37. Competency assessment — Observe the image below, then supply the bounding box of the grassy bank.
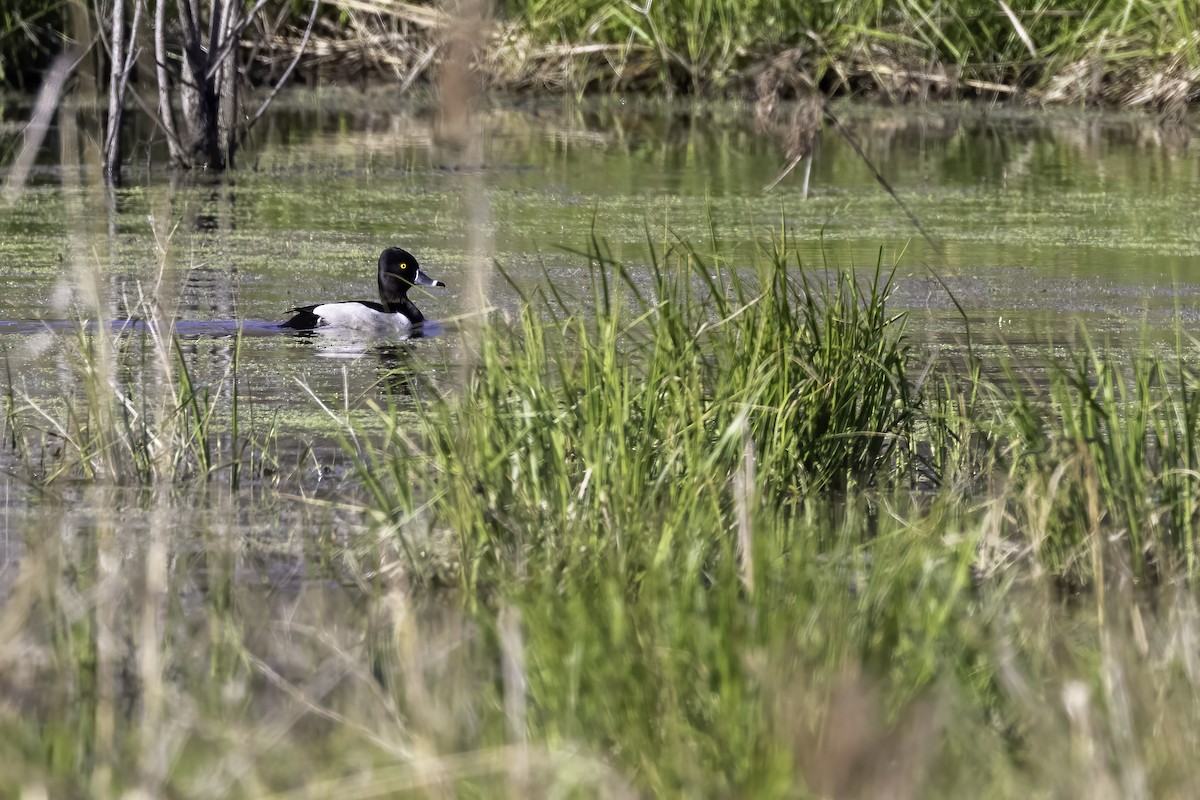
[3,0,1199,112]
[6,234,1200,795]
[489,0,1200,111]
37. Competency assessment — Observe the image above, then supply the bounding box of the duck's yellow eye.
[400,263,407,269]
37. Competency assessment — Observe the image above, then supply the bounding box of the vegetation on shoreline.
[3,0,1200,114]
[492,0,1200,113]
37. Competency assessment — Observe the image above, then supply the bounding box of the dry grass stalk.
[2,54,73,204]
[433,0,494,383]
[779,669,939,800]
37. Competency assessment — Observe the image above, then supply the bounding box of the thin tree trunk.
[103,0,143,183]
[192,0,224,168]
[215,0,238,168]
[103,0,126,183]
[158,0,271,170]
[176,0,199,143]
[155,0,185,164]
[177,0,219,166]
[119,0,143,102]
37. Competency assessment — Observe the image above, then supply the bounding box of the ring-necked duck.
[282,247,445,332]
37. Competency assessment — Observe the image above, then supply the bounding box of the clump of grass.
[352,230,1200,597]
[709,241,918,495]
[492,0,1200,109]
[353,235,920,588]
[983,336,1200,586]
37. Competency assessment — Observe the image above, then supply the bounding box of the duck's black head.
[377,247,445,317]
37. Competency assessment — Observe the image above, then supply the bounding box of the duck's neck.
[386,294,424,324]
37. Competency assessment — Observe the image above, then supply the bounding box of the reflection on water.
[4,101,1198,318]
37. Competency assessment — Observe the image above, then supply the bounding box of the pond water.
[3,98,1198,460]
[1,93,1199,793]
[1,93,1197,551]
[0,95,1192,551]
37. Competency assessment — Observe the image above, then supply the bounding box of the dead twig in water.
[241,0,321,140]
[757,57,821,198]
[824,107,943,256]
[755,55,941,254]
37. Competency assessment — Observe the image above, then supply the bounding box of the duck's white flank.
[309,303,415,332]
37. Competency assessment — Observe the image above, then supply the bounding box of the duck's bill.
[414,268,445,288]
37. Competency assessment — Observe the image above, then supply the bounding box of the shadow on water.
[0,317,452,340]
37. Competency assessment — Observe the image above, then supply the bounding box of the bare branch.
[241,0,320,138]
[104,0,127,182]
[203,0,270,80]
[119,0,145,97]
[176,0,199,44]
[400,41,439,94]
